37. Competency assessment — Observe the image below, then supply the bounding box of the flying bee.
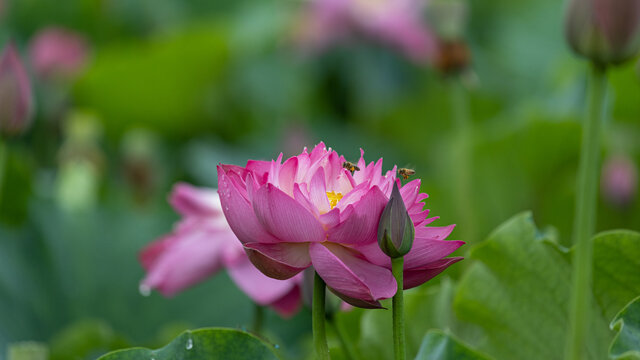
[398,168,416,180]
[342,161,360,174]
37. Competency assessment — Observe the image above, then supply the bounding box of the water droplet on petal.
[139,283,151,297]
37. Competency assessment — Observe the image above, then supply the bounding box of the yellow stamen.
[326,191,343,209]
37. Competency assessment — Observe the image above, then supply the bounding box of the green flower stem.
[252,303,264,336]
[313,272,330,360]
[391,256,405,360]
[0,138,6,206]
[565,64,607,360]
[449,79,474,243]
[327,316,360,360]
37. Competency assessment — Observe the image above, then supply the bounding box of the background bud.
[29,27,89,80]
[601,154,638,208]
[0,43,34,136]
[377,184,415,258]
[565,0,640,65]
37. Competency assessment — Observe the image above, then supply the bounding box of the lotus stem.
[449,79,474,243]
[391,256,406,360]
[565,64,607,360]
[252,303,264,336]
[0,139,5,206]
[313,271,330,360]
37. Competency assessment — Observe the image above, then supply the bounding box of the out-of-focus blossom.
[28,27,89,80]
[121,129,161,205]
[56,111,104,212]
[217,142,463,308]
[294,0,438,62]
[565,0,640,65]
[601,155,638,207]
[0,43,34,136]
[139,183,303,317]
[426,0,472,74]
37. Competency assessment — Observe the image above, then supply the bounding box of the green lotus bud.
[377,184,415,258]
[565,0,640,65]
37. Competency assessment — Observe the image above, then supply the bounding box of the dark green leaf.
[609,296,640,360]
[454,212,640,360]
[414,330,492,360]
[97,328,281,360]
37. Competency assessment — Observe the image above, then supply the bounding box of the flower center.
[326,191,343,209]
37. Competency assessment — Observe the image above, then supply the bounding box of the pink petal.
[327,186,388,245]
[139,234,176,270]
[278,156,299,196]
[217,167,279,244]
[293,183,318,215]
[416,224,456,239]
[244,242,312,269]
[328,289,384,309]
[403,257,463,289]
[227,257,299,305]
[252,183,325,243]
[269,284,303,317]
[267,153,284,187]
[309,243,396,305]
[308,167,331,213]
[319,207,341,228]
[335,182,372,211]
[400,179,421,206]
[245,246,307,280]
[309,142,328,163]
[169,182,221,217]
[246,160,272,180]
[404,239,465,269]
[139,229,226,297]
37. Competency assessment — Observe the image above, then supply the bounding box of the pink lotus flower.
[139,183,302,317]
[0,43,34,136]
[217,142,463,308]
[294,0,438,63]
[28,27,89,79]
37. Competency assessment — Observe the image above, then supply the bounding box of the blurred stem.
[449,78,474,243]
[327,316,360,360]
[391,256,405,360]
[565,64,607,360]
[252,304,264,336]
[0,138,5,206]
[313,272,330,360]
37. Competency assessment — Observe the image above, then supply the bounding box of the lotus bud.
[28,27,89,80]
[565,0,640,65]
[601,154,638,208]
[427,0,468,41]
[426,0,471,74]
[377,183,415,258]
[0,43,34,137]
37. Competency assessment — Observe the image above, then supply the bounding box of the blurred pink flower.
[601,154,638,207]
[0,42,34,136]
[139,183,302,317]
[294,0,438,62]
[28,27,89,79]
[217,142,463,308]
